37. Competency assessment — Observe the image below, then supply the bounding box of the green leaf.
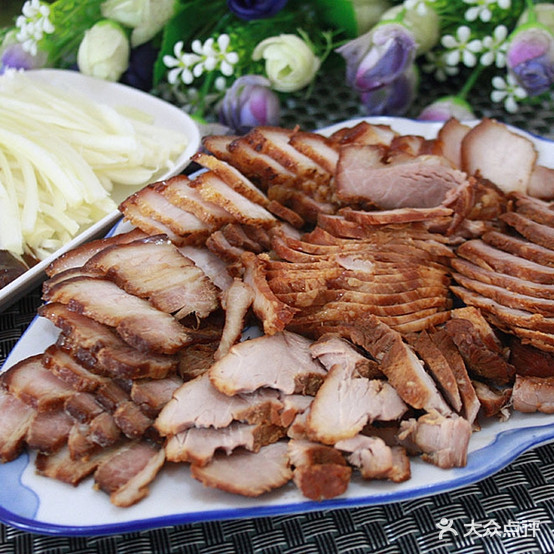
[313,0,358,39]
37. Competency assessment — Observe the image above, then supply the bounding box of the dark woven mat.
[1,70,554,552]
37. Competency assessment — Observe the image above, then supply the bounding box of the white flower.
[441,25,483,67]
[422,51,459,81]
[480,25,509,67]
[404,0,437,17]
[252,34,320,92]
[163,34,239,86]
[491,73,527,113]
[463,0,511,23]
[15,0,54,56]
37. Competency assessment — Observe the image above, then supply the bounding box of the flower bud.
[0,31,47,73]
[218,75,280,134]
[101,0,176,47]
[417,96,476,121]
[507,23,554,96]
[517,3,554,32]
[359,64,418,115]
[336,22,416,92]
[351,0,392,35]
[252,34,320,92]
[77,20,130,82]
[227,0,288,21]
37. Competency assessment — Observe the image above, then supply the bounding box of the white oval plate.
[0,117,553,536]
[0,69,201,312]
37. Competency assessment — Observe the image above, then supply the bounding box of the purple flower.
[507,24,554,96]
[227,0,288,20]
[418,96,476,121]
[336,22,416,92]
[218,75,280,134]
[359,65,417,116]
[0,43,46,74]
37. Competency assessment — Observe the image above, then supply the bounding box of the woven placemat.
[1,70,553,553]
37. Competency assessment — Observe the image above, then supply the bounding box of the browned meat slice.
[215,279,254,361]
[190,441,292,497]
[483,231,554,268]
[161,174,234,226]
[335,435,411,482]
[277,394,313,428]
[309,334,382,379]
[130,375,183,418]
[177,245,233,291]
[202,134,236,161]
[329,121,397,146]
[268,185,336,224]
[84,238,219,319]
[177,341,219,381]
[429,329,480,424]
[510,192,554,226]
[113,401,153,440]
[89,412,122,447]
[398,411,472,468]
[288,131,340,174]
[500,211,554,251]
[45,276,192,354]
[435,117,471,169]
[193,172,276,227]
[456,240,554,284]
[155,374,283,436]
[509,338,554,378]
[26,409,73,453]
[342,206,454,225]
[165,421,284,465]
[241,252,298,335]
[336,145,467,209]
[512,375,554,414]
[45,228,146,277]
[266,199,305,228]
[472,380,512,418]
[209,331,327,396]
[64,392,104,423]
[406,331,462,412]
[306,367,407,444]
[2,355,74,411]
[94,441,165,507]
[192,152,270,207]
[528,165,554,200]
[287,439,351,500]
[335,318,452,415]
[445,307,515,385]
[0,389,35,461]
[42,345,107,392]
[461,118,537,194]
[0,250,28,288]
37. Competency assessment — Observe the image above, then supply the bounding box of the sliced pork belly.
[44,276,192,354]
[306,367,408,444]
[0,389,35,462]
[528,164,554,200]
[336,145,467,208]
[94,441,165,507]
[512,375,554,414]
[456,240,554,284]
[193,172,276,227]
[155,373,283,436]
[113,401,153,440]
[268,185,336,224]
[165,421,284,465]
[288,131,340,174]
[398,411,472,468]
[130,375,183,418]
[45,228,146,277]
[190,441,292,497]
[177,245,233,291]
[342,206,454,226]
[510,192,554,226]
[64,391,104,423]
[483,231,554,268]
[329,120,397,146]
[472,380,512,418]
[161,174,234,227]
[287,439,351,501]
[25,409,73,453]
[500,211,554,251]
[84,238,219,320]
[461,118,537,194]
[335,435,410,482]
[88,412,122,447]
[209,331,327,396]
[192,152,270,207]
[509,338,554,378]
[435,117,470,169]
[2,355,74,411]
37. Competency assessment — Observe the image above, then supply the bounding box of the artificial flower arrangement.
[0,0,552,133]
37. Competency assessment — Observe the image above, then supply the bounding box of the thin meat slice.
[94,441,165,507]
[130,375,183,418]
[287,439,351,500]
[25,409,73,453]
[165,421,284,465]
[509,338,554,378]
[84,238,219,319]
[190,441,292,497]
[342,206,453,225]
[472,380,512,418]
[510,192,554,227]
[177,245,233,292]
[512,375,554,414]
[209,331,327,396]
[0,389,35,462]
[500,211,554,251]
[435,117,471,169]
[398,411,472,468]
[336,435,411,482]
[528,165,554,200]
[155,373,283,436]
[64,392,104,423]
[2,355,75,411]
[482,231,554,268]
[288,131,340,174]
[329,121,397,146]
[45,276,192,354]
